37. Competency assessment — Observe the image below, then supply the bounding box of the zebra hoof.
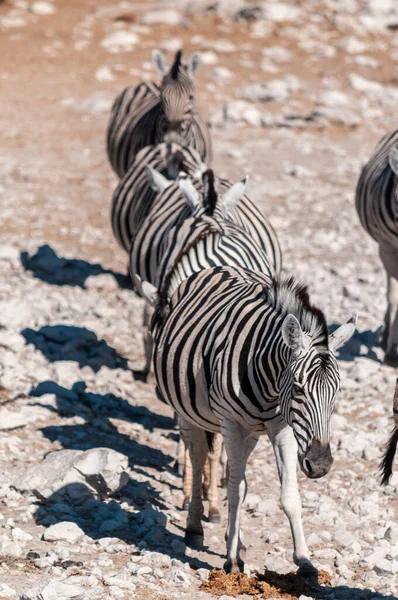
[295,558,318,580]
[185,530,204,550]
[223,558,244,574]
[208,507,221,524]
[182,498,190,511]
[220,477,227,489]
[132,370,148,383]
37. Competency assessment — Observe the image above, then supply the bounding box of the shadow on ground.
[22,325,129,372]
[31,381,175,470]
[329,325,382,363]
[21,244,131,289]
[34,481,216,570]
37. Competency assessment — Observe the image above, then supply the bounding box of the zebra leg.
[182,445,192,510]
[220,442,228,488]
[142,302,153,376]
[181,421,208,549]
[206,433,222,524]
[222,419,259,573]
[379,246,398,366]
[269,425,316,576]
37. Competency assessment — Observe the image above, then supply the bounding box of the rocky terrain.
[0,0,398,598]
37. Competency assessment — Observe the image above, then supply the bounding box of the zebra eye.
[292,383,303,395]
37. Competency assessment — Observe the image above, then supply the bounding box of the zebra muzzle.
[300,438,333,479]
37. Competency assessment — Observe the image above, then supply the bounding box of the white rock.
[0,408,28,430]
[211,67,235,81]
[141,10,183,25]
[0,583,17,598]
[101,31,139,53]
[14,447,129,499]
[0,540,23,558]
[374,558,398,576]
[338,37,367,54]
[95,67,114,82]
[318,90,350,106]
[43,521,84,543]
[385,525,398,544]
[29,2,55,15]
[201,51,218,65]
[77,92,113,115]
[349,73,383,95]
[264,3,301,22]
[20,579,84,600]
[11,527,33,542]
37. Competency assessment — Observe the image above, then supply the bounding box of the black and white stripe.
[111,143,204,253]
[129,169,282,288]
[380,377,398,486]
[107,50,212,178]
[151,265,355,572]
[355,129,398,364]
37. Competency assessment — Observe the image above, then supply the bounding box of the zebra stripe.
[152,265,355,572]
[355,129,398,249]
[129,171,282,287]
[355,129,398,364]
[380,377,398,485]
[107,50,212,178]
[111,143,204,253]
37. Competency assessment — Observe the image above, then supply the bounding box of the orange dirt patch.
[201,569,332,599]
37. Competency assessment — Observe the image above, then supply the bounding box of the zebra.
[355,130,398,366]
[380,377,398,486]
[107,49,212,178]
[147,265,356,573]
[130,166,281,377]
[111,142,205,254]
[134,170,276,519]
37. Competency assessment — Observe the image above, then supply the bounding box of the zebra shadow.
[20,244,131,289]
[21,324,129,372]
[33,481,214,569]
[329,325,382,363]
[30,381,175,470]
[30,380,175,432]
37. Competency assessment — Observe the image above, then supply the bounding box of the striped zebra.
[355,130,398,366]
[148,265,356,573]
[130,166,281,376]
[380,378,398,485]
[107,49,212,178]
[134,170,276,519]
[111,142,205,253]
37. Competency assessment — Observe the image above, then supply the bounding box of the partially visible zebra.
[149,265,356,573]
[107,49,212,178]
[130,166,281,376]
[355,130,398,365]
[111,142,205,253]
[135,170,276,519]
[380,377,398,485]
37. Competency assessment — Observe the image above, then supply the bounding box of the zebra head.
[152,49,201,143]
[178,169,248,218]
[278,300,356,479]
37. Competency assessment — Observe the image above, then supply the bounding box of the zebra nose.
[301,438,333,479]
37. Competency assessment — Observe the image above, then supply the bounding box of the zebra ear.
[152,49,169,75]
[187,52,201,76]
[282,314,309,357]
[329,313,357,353]
[222,176,248,209]
[178,174,199,209]
[144,166,173,193]
[389,147,398,175]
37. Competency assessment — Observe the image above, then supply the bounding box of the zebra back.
[111,143,204,252]
[355,129,398,249]
[106,50,212,178]
[129,170,282,290]
[154,171,276,300]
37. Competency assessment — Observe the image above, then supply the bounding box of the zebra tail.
[379,427,398,485]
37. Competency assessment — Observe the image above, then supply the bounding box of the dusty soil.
[0,0,398,598]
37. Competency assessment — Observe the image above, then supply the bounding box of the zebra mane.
[203,170,218,216]
[170,50,183,80]
[266,277,329,350]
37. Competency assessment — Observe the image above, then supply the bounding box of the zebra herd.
[106,49,397,575]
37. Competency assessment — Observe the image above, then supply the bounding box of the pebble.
[141,10,184,25]
[29,2,55,16]
[101,31,139,53]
